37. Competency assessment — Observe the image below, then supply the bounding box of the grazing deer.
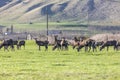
[0,39,14,51]
[77,39,96,52]
[17,40,25,50]
[52,36,68,51]
[100,40,118,51]
[34,38,49,51]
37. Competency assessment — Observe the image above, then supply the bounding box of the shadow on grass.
[20,69,38,72]
[0,73,11,77]
[112,63,120,66]
[90,53,104,56]
[62,53,72,55]
[1,56,11,58]
[52,63,67,66]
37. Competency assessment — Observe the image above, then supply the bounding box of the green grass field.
[1,22,120,37]
[1,22,86,29]
[0,40,120,80]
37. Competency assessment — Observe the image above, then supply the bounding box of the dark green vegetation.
[0,40,120,80]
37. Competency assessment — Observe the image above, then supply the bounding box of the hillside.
[0,0,120,25]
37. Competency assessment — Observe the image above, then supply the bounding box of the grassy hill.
[0,0,120,26]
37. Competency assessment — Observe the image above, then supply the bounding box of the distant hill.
[0,0,12,7]
[0,0,120,25]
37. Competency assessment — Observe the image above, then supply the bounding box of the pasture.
[1,22,119,37]
[0,40,120,80]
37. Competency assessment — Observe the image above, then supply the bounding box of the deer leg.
[11,45,15,51]
[17,45,19,50]
[77,46,80,52]
[46,45,48,50]
[45,45,48,51]
[114,45,118,51]
[114,46,116,50]
[65,45,68,50]
[24,45,25,49]
[116,45,118,51]
[92,46,94,52]
[59,45,61,50]
[107,46,109,51]
[73,46,76,49]
[18,45,21,50]
[4,46,9,51]
[39,46,40,50]
[53,45,57,51]
[89,46,91,52]
[4,46,5,51]
[93,45,96,52]
[61,46,63,50]
[12,46,15,51]
[85,46,87,52]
